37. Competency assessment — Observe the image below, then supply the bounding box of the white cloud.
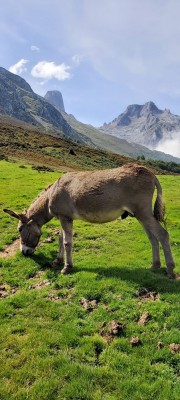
[156,132,180,157]
[9,59,29,75]
[31,61,71,80]
[30,45,40,52]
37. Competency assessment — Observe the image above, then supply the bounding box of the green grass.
[0,160,179,400]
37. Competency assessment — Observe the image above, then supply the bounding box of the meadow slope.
[0,160,179,400]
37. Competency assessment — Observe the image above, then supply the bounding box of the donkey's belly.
[74,208,124,223]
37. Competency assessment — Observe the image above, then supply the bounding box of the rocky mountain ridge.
[44,90,65,112]
[101,101,180,149]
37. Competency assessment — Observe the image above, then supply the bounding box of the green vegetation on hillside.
[0,160,179,400]
[1,120,179,174]
[0,122,134,171]
[137,156,180,174]
[146,159,180,174]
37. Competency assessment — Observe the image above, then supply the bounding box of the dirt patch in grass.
[130,336,142,347]
[47,291,64,302]
[135,287,159,301]
[29,279,51,290]
[47,286,75,302]
[0,239,20,258]
[100,320,126,342]
[137,311,151,325]
[108,320,126,336]
[169,343,180,354]
[157,341,164,349]
[80,297,98,311]
[0,284,17,299]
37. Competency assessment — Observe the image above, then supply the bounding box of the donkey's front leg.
[52,230,64,266]
[60,217,73,275]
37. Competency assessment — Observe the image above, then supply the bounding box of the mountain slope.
[0,67,88,144]
[0,119,136,172]
[100,101,180,149]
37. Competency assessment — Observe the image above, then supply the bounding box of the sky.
[1,0,180,132]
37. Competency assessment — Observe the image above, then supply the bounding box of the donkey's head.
[4,209,42,256]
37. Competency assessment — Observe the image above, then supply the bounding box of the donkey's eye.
[18,226,23,232]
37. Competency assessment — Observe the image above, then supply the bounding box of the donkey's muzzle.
[20,244,34,256]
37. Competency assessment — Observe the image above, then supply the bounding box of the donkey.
[4,164,175,278]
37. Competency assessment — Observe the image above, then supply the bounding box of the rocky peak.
[125,104,142,118]
[110,101,163,128]
[124,102,161,118]
[140,101,161,116]
[44,90,65,112]
[113,104,142,127]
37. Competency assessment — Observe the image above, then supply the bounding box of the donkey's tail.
[154,176,166,224]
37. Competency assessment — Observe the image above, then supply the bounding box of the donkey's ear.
[3,209,27,222]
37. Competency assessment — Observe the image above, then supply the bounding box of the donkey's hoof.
[51,257,64,267]
[165,270,176,279]
[151,263,161,271]
[61,265,73,275]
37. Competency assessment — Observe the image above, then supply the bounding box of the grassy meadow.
[0,160,179,400]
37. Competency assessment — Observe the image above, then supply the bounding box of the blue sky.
[1,0,180,127]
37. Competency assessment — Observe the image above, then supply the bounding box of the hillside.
[0,120,135,172]
[1,119,180,174]
[100,101,180,149]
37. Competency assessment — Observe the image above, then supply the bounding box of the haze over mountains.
[0,66,179,163]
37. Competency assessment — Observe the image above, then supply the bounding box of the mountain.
[61,111,180,163]
[100,101,180,148]
[0,67,87,144]
[0,67,179,163]
[44,90,65,112]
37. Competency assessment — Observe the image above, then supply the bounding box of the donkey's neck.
[27,185,53,226]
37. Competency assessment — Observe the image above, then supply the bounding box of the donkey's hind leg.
[143,226,161,270]
[139,215,175,278]
[60,217,73,275]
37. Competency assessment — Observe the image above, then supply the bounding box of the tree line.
[137,155,180,173]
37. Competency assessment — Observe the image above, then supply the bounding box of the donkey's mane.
[26,183,53,215]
